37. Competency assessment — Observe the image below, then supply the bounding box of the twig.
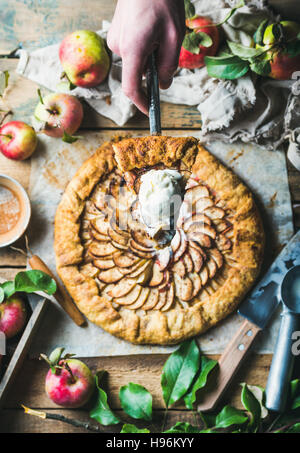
[22,405,102,433]
[269,418,300,433]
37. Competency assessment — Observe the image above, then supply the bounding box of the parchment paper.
[27,131,293,357]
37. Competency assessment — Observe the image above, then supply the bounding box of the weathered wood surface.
[0,0,299,434]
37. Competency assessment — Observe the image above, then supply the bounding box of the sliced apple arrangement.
[80,168,234,312]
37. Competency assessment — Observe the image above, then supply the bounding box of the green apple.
[59,30,110,88]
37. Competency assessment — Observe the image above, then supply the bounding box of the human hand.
[107,0,185,115]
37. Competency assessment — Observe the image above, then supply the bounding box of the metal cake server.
[146,51,161,136]
[266,265,300,412]
[197,229,300,412]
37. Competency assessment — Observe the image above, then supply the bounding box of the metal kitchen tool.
[197,229,300,412]
[266,265,300,412]
[146,52,161,136]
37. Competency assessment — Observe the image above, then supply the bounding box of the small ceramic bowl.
[0,174,31,248]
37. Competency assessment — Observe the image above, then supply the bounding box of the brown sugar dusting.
[0,185,21,235]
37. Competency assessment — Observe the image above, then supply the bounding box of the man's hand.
[107,0,185,115]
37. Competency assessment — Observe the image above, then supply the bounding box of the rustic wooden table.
[0,0,299,433]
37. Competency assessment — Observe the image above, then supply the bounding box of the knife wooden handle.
[197,319,261,412]
[28,255,86,327]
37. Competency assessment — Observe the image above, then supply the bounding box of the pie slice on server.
[54,136,264,345]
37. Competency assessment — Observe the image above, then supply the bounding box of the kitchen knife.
[146,51,161,136]
[197,229,300,412]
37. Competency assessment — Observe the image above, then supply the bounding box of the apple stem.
[0,133,12,139]
[22,405,102,432]
[64,362,76,384]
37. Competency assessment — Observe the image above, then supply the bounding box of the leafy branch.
[23,339,300,433]
[0,270,57,303]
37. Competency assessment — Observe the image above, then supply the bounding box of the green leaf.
[0,281,15,301]
[253,19,269,46]
[0,287,4,303]
[14,270,57,295]
[205,55,249,79]
[215,405,248,429]
[271,23,284,42]
[286,423,300,433]
[246,385,268,419]
[120,424,150,433]
[250,58,271,76]
[227,41,265,59]
[184,0,195,20]
[164,422,200,433]
[161,339,200,408]
[62,130,82,144]
[119,382,152,421]
[49,347,65,366]
[0,71,9,97]
[241,383,261,432]
[90,372,120,426]
[290,379,300,409]
[184,356,218,409]
[182,31,213,54]
[216,0,245,27]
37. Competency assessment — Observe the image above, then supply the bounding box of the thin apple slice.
[190,273,202,298]
[216,234,232,251]
[153,290,167,311]
[113,252,140,268]
[157,271,170,292]
[108,227,129,247]
[171,230,181,254]
[114,284,142,306]
[156,247,172,271]
[137,262,153,286]
[193,197,214,213]
[91,217,109,236]
[187,232,211,248]
[183,252,194,273]
[130,260,152,279]
[173,230,188,262]
[149,262,164,287]
[88,241,117,257]
[209,248,223,268]
[142,289,160,311]
[206,258,217,279]
[183,214,212,232]
[204,206,225,220]
[127,287,150,310]
[172,259,186,278]
[174,274,194,302]
[129,240,155,259]
[118,258,146,276]
[189,240,207,259]
[93,258,115,270]
[188,245,203,273]
[129,238,155,253]
[161,282,175,312]
[185,185,210,201]
[132,229,156,249]
[98,267,124,283]
[186,222,217,239]
[199,267,209,286]
[185,178,200,190]
[107,278,138,298]
[89,225,110,242]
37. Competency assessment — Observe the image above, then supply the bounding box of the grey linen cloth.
[16,0,300,163]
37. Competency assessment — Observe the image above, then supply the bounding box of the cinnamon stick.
[28,255,86,327]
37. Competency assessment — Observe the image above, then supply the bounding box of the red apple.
[59,30,110,88]
[179,16,220,69]
[259,21,300,80]
[34,92,83,138]
[42,348,95,408]
[0,121,37,161]
[0,295,27,339]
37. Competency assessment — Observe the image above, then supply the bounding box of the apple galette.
[54,136,264,345]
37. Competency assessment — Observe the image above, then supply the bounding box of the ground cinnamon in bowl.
[0,175,31,248]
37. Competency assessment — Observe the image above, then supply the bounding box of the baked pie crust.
[54,136,264,345]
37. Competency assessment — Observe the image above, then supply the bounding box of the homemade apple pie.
[54,136,264,345]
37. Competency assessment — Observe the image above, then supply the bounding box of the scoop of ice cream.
[138,169,183,235]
